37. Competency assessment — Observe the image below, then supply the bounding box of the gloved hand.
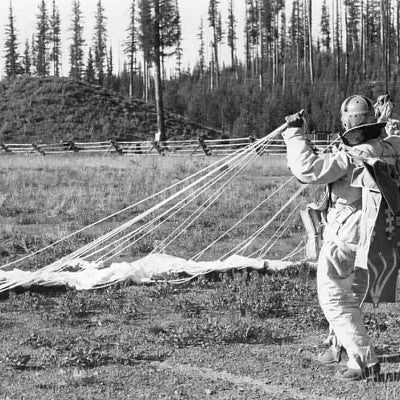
[285,111,305,128]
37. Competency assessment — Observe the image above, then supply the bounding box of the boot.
[316,346,347,365]
[335,363,381,381]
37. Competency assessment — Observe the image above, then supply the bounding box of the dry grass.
[1,154,399,400]
[0,153,309,268]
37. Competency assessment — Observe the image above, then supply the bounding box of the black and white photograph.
[1,1,400,399]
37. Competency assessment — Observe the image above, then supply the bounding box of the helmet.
[340,95,375,130]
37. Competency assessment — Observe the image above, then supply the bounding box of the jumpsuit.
[282,126,400,371]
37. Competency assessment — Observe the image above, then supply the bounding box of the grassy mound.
[0,76,214,144]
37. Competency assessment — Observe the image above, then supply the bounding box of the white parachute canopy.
[0,123,310,292]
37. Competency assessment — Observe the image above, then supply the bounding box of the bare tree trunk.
[296,0,300,73]
[272,10,277,87]
[258,0,263,90]
[380,0,386,89]
[302,0,307,75]
[153,0,166,141]
[143,60,149,102]
[344,0,349,81]
[397,0,400,78]
[307,0,314,84]
[386,0,390,93]
[210,57,215,90]
[244,2,249,83]
[361,0,366,78]
[335,0,341,83]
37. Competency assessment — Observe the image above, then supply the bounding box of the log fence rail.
[0,138,332,156]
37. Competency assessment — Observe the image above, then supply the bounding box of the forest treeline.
[2,0,400,140]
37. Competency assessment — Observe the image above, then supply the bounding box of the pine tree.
[85,47,96,83]
[246,0,258,80]
[174,0,183,77]
[106,46,113,88]
[197,18,206,77]
[31,34,37,74]
[320,0,331,52]
[35,0,50,76]
[4,0,22,77]
[288,0,304,72]
[153,0,166,141]
[92,0,107,85]
[69,0,85,80]
[158,0,181,80]
[344,0,361,51]
[227,0,237,69]
[49,0,61,76]
[208,0,221,87]
[125,0,138,96]
[138,0,153,101]
[22,39,31,75]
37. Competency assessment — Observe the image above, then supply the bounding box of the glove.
[285,112,304,128]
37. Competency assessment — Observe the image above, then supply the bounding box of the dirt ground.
[1,280,400,400]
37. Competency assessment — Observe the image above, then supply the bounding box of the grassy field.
[1,154,400,400]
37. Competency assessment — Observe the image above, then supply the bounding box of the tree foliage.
[92,0,107,85]
[69,0,85,80]
[34,0,50,76]
[4,1,22,77]
[3,0,400,142]
[49,0,62,76]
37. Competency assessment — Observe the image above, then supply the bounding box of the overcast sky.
[0,0,324,78]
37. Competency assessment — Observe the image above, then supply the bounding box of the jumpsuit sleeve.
[281,127,350,185]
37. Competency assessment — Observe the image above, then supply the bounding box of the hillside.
[0,76,220,144]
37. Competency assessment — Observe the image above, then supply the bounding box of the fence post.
[62,140,79,152]
[0,144,11,154]
[31,143,45,155]
[198,135,212,156]
[109,140,123,154]
[153,140,166,156]
[249,136,264,155]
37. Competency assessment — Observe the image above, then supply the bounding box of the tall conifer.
[35,0,50,76]
[49,0,62,76]
[227,0,237,69]
[22,39,31,75]
[85,47,96,83]
[125,0,138,96]
[92,0,107,85]
[4,1,21,77]
[69,0,85,80]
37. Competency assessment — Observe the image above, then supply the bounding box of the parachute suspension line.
[43,144,259,270]
[0,122,286,274]
[152,139,273,254]
[190,176,296,261]
[94,151,252,264]
[0,144,260,271]
[281,239,306,261]
[47,131,279,269]
[97,136,274,264]
[234,187,306,258]
[219,185,307,261]
[248,201,303,259]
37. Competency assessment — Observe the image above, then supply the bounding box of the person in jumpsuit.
[282,95,400,381]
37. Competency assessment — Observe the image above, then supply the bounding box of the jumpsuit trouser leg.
[317,241,379,370]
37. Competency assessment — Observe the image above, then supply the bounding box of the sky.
[0,0,323,78]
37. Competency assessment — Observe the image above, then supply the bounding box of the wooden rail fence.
[0,138,332,157]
